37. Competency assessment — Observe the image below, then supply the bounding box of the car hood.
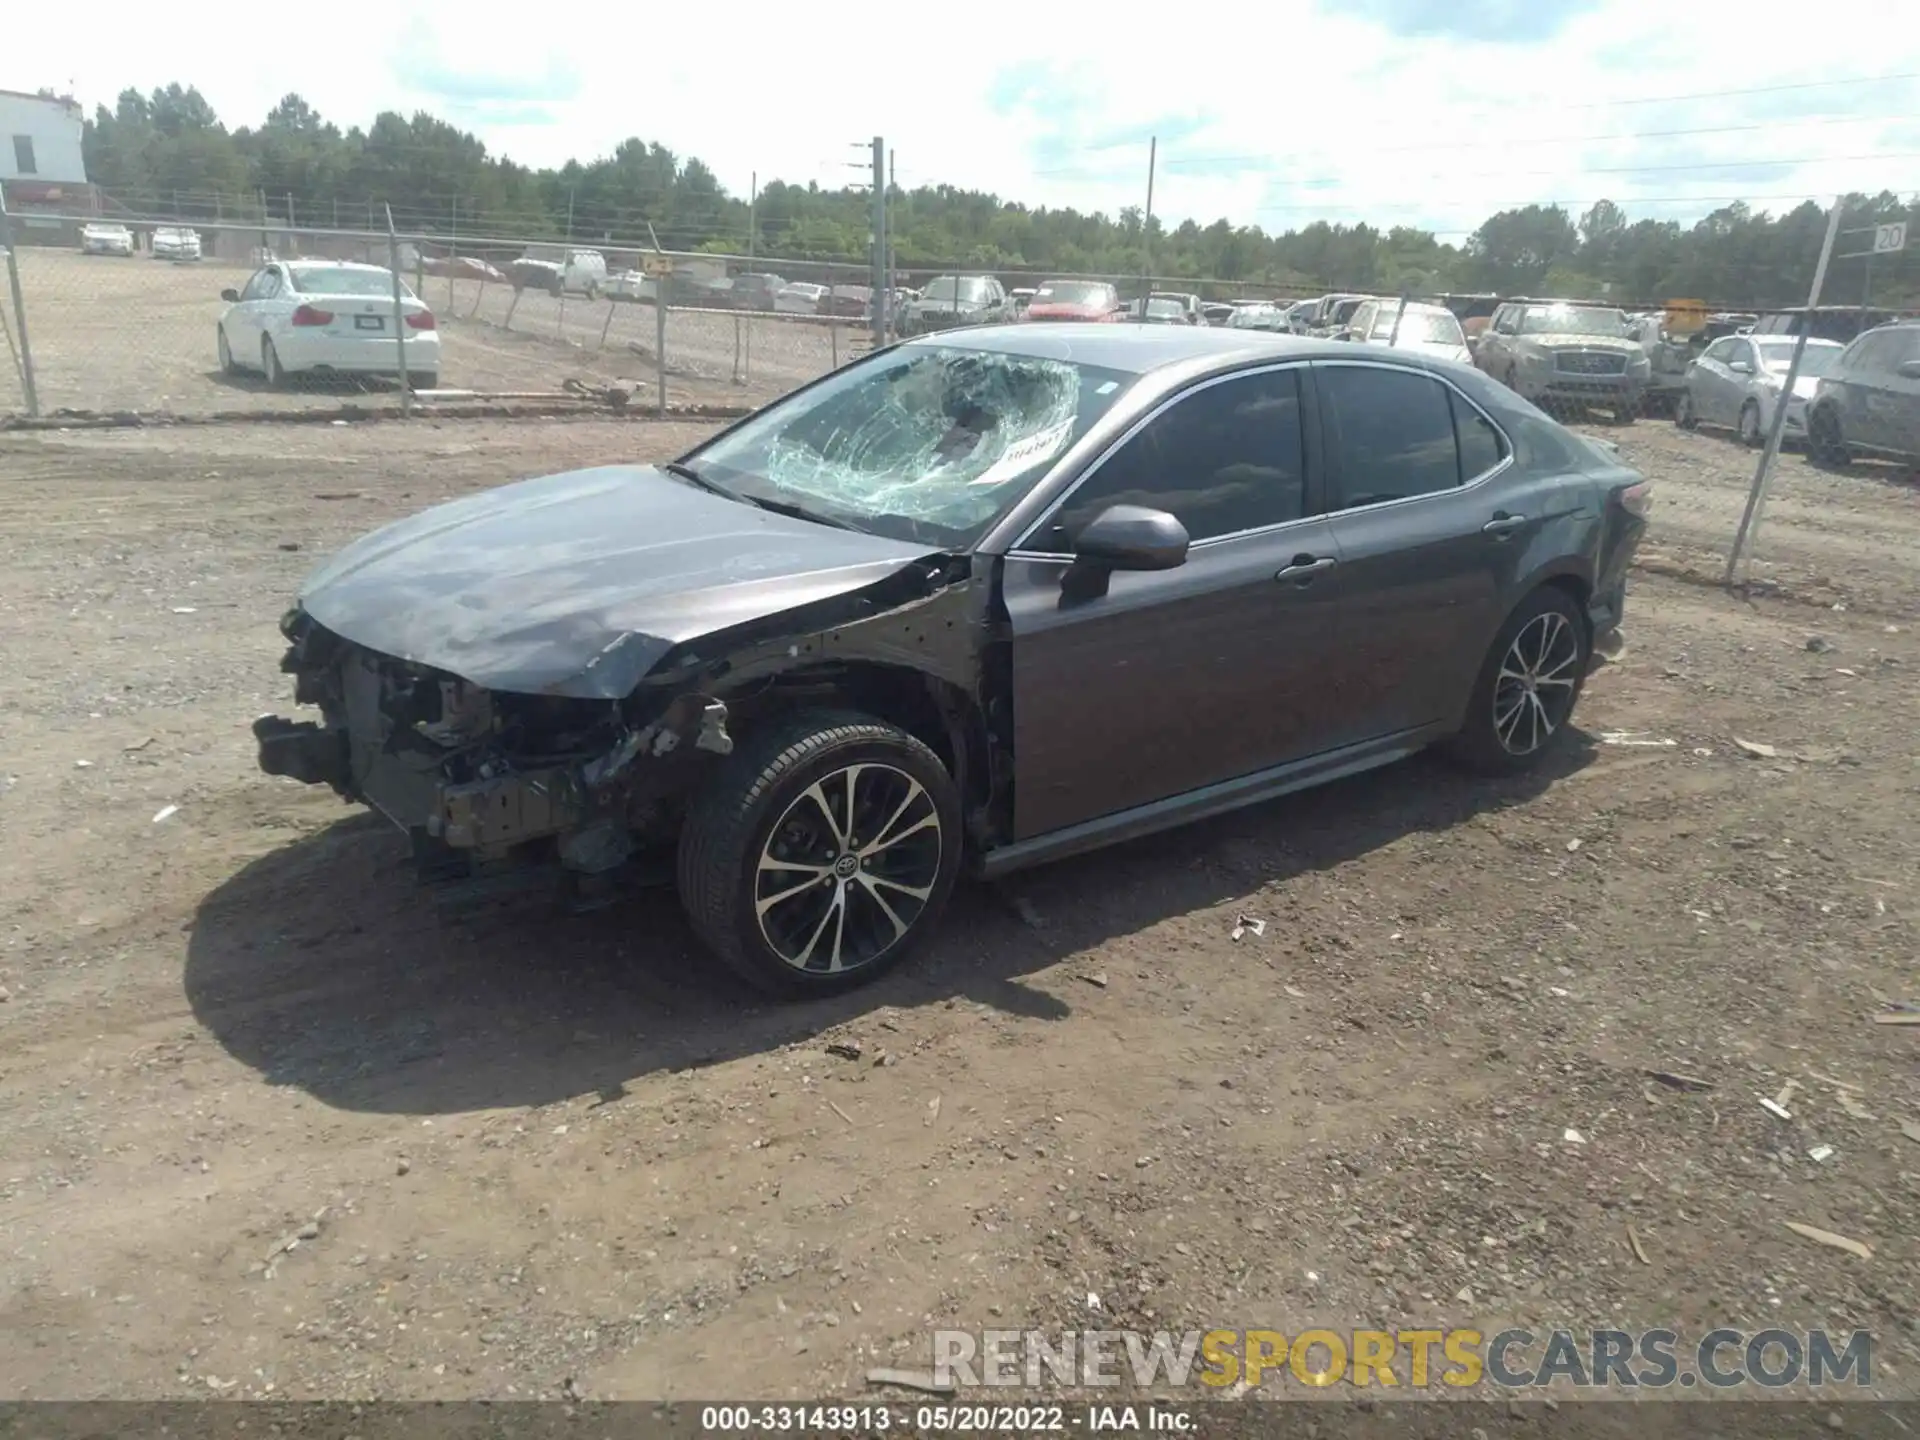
[298,465,943,700]
[1524,333,1638,350]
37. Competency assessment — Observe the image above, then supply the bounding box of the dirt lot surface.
[0,412,1916,1409]
[2,248,849,417]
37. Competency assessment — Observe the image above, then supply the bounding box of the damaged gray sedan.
[258,326,1649,995]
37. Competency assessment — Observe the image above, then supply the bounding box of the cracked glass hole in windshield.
[690,346,1135,544]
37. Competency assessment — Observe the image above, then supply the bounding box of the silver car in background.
[1340,300,1474,366]
[1675,334,1844,446]
[80,222,134,256]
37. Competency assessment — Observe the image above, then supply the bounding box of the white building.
[0,88,88,188]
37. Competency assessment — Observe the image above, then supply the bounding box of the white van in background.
[521,245,609,297]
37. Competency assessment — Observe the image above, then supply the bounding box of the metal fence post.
[384,204,413,417]
[829,263,840,370]
[656,284,668,415]
[1726,197,1845,588]
[0,187,39,416]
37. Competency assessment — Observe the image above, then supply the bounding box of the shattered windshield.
[685,344,1137,546]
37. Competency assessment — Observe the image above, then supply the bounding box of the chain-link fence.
[0,216,881,420]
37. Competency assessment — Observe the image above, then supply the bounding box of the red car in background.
[1022,278,1124,322]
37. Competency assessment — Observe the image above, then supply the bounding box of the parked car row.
[1674,321,1920,468]
[79,222,202,260]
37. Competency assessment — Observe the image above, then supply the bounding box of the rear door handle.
[1482,514,1528,537]
[1276,556,1337,583]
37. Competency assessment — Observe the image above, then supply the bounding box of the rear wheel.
[261,336,287,389]
[1443,586,1591,776]
[677,711,963,997]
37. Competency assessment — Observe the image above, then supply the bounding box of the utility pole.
[871,136,888,346]
[1139,137,1157,323]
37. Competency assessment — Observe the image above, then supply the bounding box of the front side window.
[688,344,1137,546]
[1319,365,1462,509]
[1035,368,1307,551]
[1702,337,1738,364]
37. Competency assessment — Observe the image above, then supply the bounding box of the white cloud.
[9,0,1918,236]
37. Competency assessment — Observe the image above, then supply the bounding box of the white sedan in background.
[80,222,134,256]
[1340,299,1475,365]
[217,260,440,390]
[774,281,829,314]
[1675,334,1844,446]
[152,226,202,261]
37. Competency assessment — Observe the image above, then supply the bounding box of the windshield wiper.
[666,461,861,533]
[745,495,863,532]
[663,459,732,498]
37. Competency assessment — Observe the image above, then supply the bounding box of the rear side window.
[1452,391,1508,480]
[1319,366,1461,509]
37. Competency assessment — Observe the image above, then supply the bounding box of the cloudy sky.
[12,0,1919,235]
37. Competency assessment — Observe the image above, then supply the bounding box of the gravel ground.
[1,249,851,417]
[0,412,1915,1410]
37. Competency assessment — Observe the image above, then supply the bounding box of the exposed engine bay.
[256,609,736,888]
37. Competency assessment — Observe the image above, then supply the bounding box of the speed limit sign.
[1873,222,1907,254]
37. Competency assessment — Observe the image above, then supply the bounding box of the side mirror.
[1897,359,1920,380]
[1729,360,1753,374]
[1073,504,1189,572]
[220,288,240,302]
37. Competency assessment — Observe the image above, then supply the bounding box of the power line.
[1147,111,1912,173]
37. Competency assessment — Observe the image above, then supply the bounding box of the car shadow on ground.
[184,731,1597,1116]
[204,369,406,397]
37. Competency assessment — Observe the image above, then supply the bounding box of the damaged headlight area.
[255,608,734,884]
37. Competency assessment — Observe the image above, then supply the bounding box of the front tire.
[1738,400,1762,447]
[1674,390,1696,429]
[1443,586,1591,776]
[217,326,238,376]
[408,371,438,391]
[1807,405,1850,469]
[677,711,963,997]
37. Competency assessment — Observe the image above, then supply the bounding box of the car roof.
[912,322,1384,375]
[285,259,384,271]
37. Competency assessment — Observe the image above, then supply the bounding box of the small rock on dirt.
[825,1041,863,1061]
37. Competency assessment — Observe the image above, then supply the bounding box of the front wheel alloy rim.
[754,762,943,974]
[1493,612,1582,756]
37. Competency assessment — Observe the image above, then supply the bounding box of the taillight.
[290,305,333,326]
[405,310,436,331]
[1617,480,1653,517]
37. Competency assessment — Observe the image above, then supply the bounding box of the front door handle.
[1276,555,1337,583]
[1482,513,1528,537]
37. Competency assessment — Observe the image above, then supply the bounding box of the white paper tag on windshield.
[968,419,1075,486]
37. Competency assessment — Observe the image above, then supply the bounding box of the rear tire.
[1442,586,1591,777]
[677,711,963,997]
[261,337,287,389]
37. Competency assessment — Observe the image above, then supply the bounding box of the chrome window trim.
[1006,360,1315,557]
